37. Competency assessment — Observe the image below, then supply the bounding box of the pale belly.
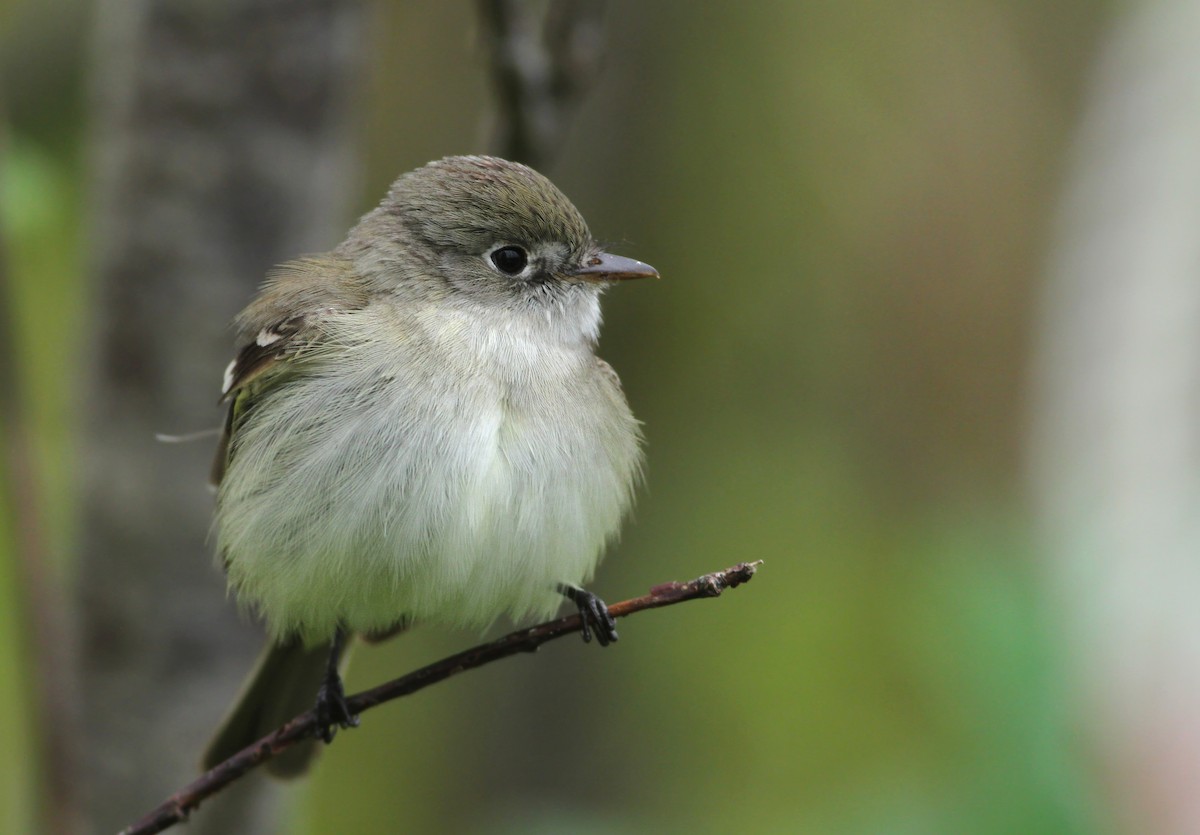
[215,348,641,644]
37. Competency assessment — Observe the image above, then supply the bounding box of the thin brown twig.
[118,561,762,835]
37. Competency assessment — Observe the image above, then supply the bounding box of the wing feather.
[210,255,367,487]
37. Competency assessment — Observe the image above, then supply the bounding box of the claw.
[315,672,358,743]
[314,627,359,744]
[558,584,619,647]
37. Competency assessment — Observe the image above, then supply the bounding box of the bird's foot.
[315,671,359,744]
[558,584,619,647]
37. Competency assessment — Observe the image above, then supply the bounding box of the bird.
[202,155,656,776]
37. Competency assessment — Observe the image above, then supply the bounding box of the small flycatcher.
[203,156,655,775]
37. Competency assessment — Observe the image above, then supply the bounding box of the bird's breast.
[217,304,641,640]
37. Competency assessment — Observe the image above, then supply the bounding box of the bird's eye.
[490,245,529,275]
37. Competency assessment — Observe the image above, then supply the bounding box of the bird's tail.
[202,636,335,778]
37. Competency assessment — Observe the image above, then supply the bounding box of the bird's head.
[358,156,657,313]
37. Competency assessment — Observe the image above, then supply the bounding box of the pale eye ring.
[489,245,529,275]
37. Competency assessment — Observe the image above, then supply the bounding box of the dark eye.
[490,245,528,275]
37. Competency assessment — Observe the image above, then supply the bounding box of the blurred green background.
[0,1,1141,833]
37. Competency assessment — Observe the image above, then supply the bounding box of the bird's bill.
[566,252,659,283]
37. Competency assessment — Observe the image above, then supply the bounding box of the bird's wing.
[210,255,367,486]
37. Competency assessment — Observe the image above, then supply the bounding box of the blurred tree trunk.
[1032,2,1200,833]
[81,0,361,832]
[477,0,606,167]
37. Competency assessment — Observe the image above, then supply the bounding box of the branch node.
[724,561,763,590]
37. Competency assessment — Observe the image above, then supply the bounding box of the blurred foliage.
[0,0,1122,832]
[0,513,36,835]
[2,134,83,567]
[3,0,87,827]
